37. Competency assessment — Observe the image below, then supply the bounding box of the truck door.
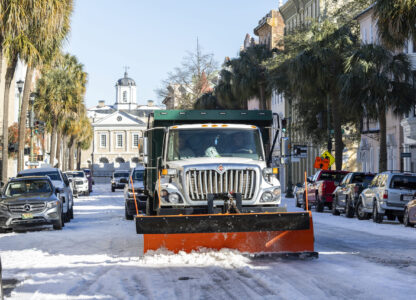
[144,127,165,200]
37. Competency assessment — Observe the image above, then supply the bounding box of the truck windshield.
[132,170,144,181]
[166,128,264,161]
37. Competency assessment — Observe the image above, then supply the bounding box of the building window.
[99,157,109,164]
[123,91,127,102]
[116,133,123,148]
[132,133,139,148]
[100,134,107,148]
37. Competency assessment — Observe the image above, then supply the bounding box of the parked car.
[111,171,130,192]
[66,171,89,196]
[404,198,416,227]
[17,168,73,222]
[0,176,64,231]
[124,166,146,220]
[357,172,416,223]
[83,169,93,192]
[63,172,79,198]
[306,170,349,212]
[332,172,375,217]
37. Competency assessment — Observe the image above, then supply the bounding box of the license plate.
[21,213,33,219]
[402,195,413,201]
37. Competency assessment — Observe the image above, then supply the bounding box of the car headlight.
[261,191,273,202]
[0,203,8,211]
[127,192,137,198]
[47,201,59,208]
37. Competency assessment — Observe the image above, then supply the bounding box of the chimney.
[98,100,105,107]
[147,100,154,107]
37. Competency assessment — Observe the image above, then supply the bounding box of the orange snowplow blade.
[136,211,316,256]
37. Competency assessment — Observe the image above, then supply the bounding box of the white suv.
[67,171,89,196]
[357,172,416,223]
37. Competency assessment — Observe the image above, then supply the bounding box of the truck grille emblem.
[24,204,31,212]
[217,164,225,174]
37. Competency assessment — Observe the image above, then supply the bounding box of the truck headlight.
[168,193,182,204]
[273,188,281,198]
[47,201,59,208]
[261,191,273,202]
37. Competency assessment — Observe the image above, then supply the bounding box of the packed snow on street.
[1,184,415,300]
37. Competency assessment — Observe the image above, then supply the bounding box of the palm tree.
[35,54,87,167]
[0,0,35,180]
[342,44,416,171]
[375,0,416,49]
[268,22,360,170]
[17,0,73,171]
[226,45,274,110]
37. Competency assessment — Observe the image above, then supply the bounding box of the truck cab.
[143,110,281,215]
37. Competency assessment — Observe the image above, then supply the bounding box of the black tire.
[345,197,354,218]
[53,211,63,230]
[403,208,414,227]
[397,216,404,224]
[387,214,396,221]
[332,197,340,215]
[372,201,383,223]
[356,199,369,220]
[70,206,74,219]
[125,206,133,220]
[315,195,324,212]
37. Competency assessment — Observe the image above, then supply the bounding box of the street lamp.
[16,79,24,122]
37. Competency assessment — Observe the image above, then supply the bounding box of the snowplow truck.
[137,110,317,257]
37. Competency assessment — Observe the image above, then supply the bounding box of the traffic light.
[281,118,287,133]
[34,121,40,134]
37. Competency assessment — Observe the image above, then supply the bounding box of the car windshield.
[114,172,129,178]
[319,172,347,182]
[351,174,375,185]
[65,173,74,178]
[132,170,144,181]
[166,128,264,161]
[84,169,90,175]
[390,175,416,190]
[4,180,52,197]
[18,171,60,181]
[73,171,84,178]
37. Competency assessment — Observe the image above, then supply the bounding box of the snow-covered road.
[1,184,416,299]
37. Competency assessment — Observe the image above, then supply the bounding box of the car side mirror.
[307,178,312,183]
[296,183,302,188]
[55,187,63,195]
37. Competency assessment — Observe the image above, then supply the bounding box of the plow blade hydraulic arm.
[136,212,317,256]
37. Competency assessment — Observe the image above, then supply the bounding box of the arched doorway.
[115,157,125,163]
[99,157,109,164]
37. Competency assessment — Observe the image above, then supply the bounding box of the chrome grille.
[8,202,46,213]
[186,169,256,201]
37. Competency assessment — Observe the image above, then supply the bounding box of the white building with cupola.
[80,71,163,177]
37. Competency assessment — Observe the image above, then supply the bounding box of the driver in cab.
[231,132,254,154]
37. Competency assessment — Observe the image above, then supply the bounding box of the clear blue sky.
[65,0,280,108]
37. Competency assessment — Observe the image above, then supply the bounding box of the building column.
[109,130,112,152]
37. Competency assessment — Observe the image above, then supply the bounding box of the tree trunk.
[56,130,61,169]
[76,144,81,170]
[61,135,67,171]
[331,97,344,170]
[68,138,75,171]
[258,84,266,110]
[378,106,387,172]
[1,58,17,182]
[50,124,57,167]
[17,67,34,172]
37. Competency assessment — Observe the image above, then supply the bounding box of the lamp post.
[16,79,24,167]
